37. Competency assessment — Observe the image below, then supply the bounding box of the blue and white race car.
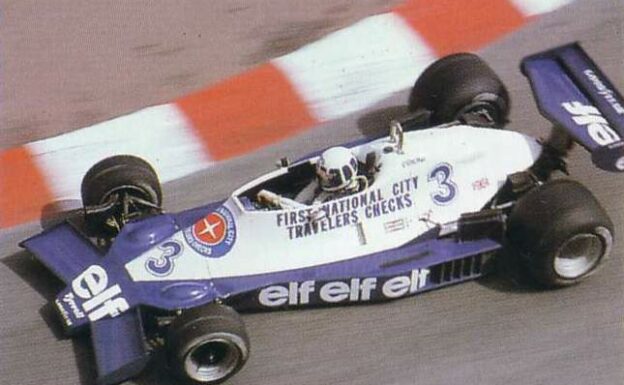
[21,43,624,385]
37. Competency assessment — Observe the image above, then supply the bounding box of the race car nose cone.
[124,214,179,247]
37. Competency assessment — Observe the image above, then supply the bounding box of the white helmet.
[316,147,358,192]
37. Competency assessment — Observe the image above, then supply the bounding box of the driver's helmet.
[316,147,359,192]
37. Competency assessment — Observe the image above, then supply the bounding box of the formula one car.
[21,43,624,385]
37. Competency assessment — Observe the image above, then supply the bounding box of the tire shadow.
[3,250,64,303]
[476,249,542,294]
[132,351,176,385]
[71,335,98,385]
[40,199,84,230]
[356,105,408,138]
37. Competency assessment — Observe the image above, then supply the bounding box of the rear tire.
[507,179,613,287]
[81,155,162,237]
[167,304,250,385]
[408,53,510,127]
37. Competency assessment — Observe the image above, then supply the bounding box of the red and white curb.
[0,0,572,228]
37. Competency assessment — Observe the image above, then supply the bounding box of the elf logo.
[69,265,129,322]
[258,269,430,307]
[562,101,621,146]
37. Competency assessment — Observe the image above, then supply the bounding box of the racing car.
[21,43,624,385]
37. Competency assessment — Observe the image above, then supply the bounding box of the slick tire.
[167,304,250,385]
[408,53,510,127]
[81,155,162,235]
[507,179,614,287]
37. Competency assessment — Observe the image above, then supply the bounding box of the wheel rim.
[456,102,500,126]
[553,228,610,279]
[184,336,243,383]
[101,185,157,208]
[454,92,506,127]
[100,186,159,230]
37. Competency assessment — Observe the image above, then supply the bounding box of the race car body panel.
[21,223,102,284]
[91,310,150,385]
[119,126,535,312]
[124,126,539,283]
[522,43,624,171]
[221,236,502,311]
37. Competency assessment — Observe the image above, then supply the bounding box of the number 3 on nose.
[428,163,457,205]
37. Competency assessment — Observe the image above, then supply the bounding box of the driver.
[296,146,365,205]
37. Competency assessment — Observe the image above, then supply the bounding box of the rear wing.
[521,43,624,172]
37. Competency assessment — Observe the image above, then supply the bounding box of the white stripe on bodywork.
[125,127,543,282]
[273,13,436,122]
[509,0,574,16]
[27,104,211,200]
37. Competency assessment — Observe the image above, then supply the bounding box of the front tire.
[81,155,162,237]
[507,179,613,287]
[167,304,250,385]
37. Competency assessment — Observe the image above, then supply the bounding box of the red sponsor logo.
[472,177,490,191]
[193,213,227,245]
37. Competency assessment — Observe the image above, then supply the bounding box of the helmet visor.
[319,167,345,190]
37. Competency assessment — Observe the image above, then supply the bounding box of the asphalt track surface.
[0,0,403,150]
[1,1,624,385]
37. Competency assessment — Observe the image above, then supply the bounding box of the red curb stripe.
[394,0,527,57]
[176,63,318,161]
[0,146,54,228]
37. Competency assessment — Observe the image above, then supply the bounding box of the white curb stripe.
[273,13,436,122]
[27,104,211,200]
[510,0,574,17]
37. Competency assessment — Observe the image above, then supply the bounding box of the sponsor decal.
[145,240,183,277]
[258,269,430,307]
[68,265,129,322]
[583,69,624,115]
[561,101,621,146]
[402,156,425,168]
[55,299,73,326]
[384,218,406,233]
[183,206,236,258]
[62,292,85,319]
[275,177,417,240]
[472,177,489,191]
[428,163,457,205]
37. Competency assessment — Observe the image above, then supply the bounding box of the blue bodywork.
[21,202,221,384]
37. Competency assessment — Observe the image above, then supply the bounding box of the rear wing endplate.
[521,43,624,172]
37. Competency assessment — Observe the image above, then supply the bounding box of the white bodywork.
[126,125,542,281]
